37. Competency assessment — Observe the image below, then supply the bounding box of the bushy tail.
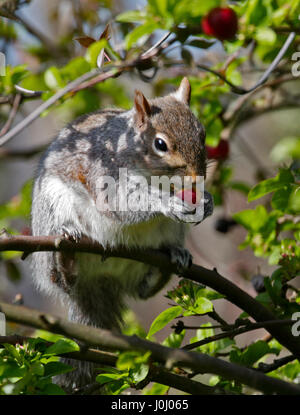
[56,276,125,393]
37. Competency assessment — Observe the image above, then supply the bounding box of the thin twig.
[0,68,100,146]
[223,73,297,122]
[141,31,173,58]
[257,355,297,374]
[173,32,296,95]
[182,319,295,351]
[0,93,22,136]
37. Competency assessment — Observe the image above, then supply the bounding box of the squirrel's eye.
[154,137,168,153]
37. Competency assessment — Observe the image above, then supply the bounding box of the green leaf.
[125,22,160,50]
[155,0,168,16]
[44,67,64,90]
[187,38,215,49]
[248,169,294,202]
[228,181,251,195]
[230,340,279,366]
[271,186,292,211]
[272,5,290,25]
[116,10,145,23]
[173,0,220,23]
[44,338,79,356]
[289,186,300,213]
[0,180,33,221]
[197,288,224,301]
[143,382,169,395]
[147,305,182,339]
[270,137,300,162]
[244,0,268,26]
[96,373,126,385]
[233,205,268,231]
[193,296,213,314]
[40,383,66,395]
[163,330,186,348]
[0,362,26,379]
[148,0,168,16]
[20,73,47,92]
[33,331,65,343]
[43,361,74,378]
[130,364,149,383]
[10,65,28,85]
[108,379,131,395]
[276,361,300,380]
[189,323,215,354]
[85,39,108,67]
[31,361,44,377]
[254,27,277,46]
[117,351,150,370]
[60,57,91,81]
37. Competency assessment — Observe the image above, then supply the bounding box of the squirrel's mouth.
[171,181,214,224]
[171,182,204,206]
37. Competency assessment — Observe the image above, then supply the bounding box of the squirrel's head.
[133,77,206,182]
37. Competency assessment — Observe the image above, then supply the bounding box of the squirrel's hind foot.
[168,246,193,272]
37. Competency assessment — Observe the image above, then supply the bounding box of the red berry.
[202,7,238,41]
[206,139,229,160]
[177,189,197,204]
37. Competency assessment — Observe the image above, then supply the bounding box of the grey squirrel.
[30,77,213,390]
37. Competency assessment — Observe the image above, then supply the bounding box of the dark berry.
[251,274,266,293]
[214,217,237,233]
[174,320,185,334]
[202,7,238,41]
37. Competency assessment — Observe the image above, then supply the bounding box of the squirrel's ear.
[174,77,191,106]
[134,90,151,127]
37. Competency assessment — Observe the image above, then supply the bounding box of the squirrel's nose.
[185,168,198,183]
[186,165,206,181]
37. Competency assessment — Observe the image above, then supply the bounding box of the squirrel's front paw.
[164,196,196,223]
[61,225,81,243]
[167,246,193,271]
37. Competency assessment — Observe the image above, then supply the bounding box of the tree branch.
[0,144,46,160]
[182,319,295,351]
[0,334,223,395]
[257,355,296,374]
[0,233,300,360]
[0,301,299,395]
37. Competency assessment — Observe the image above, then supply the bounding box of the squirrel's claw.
[61,225,81,243]
[168,246,193,272]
